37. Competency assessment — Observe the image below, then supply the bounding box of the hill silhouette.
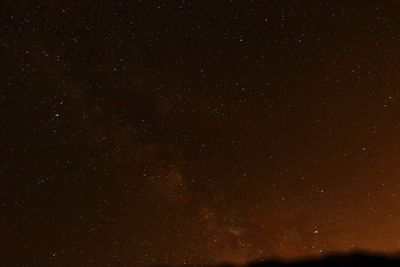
[153,251,400,267]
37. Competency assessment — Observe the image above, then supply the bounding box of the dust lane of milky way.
[2,1,400,266]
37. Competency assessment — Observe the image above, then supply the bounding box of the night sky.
[3,1,400,266]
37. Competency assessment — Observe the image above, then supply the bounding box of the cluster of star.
[3,1,400,266]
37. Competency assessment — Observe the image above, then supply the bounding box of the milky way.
[2,1,400,266]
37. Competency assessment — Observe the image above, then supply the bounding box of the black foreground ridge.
[153,251,400,267]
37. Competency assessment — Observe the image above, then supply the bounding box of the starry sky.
[2,1,400,266]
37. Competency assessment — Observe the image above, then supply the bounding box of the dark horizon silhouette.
[153,251,400,267]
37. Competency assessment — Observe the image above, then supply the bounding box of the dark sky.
[3,0,400,266]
